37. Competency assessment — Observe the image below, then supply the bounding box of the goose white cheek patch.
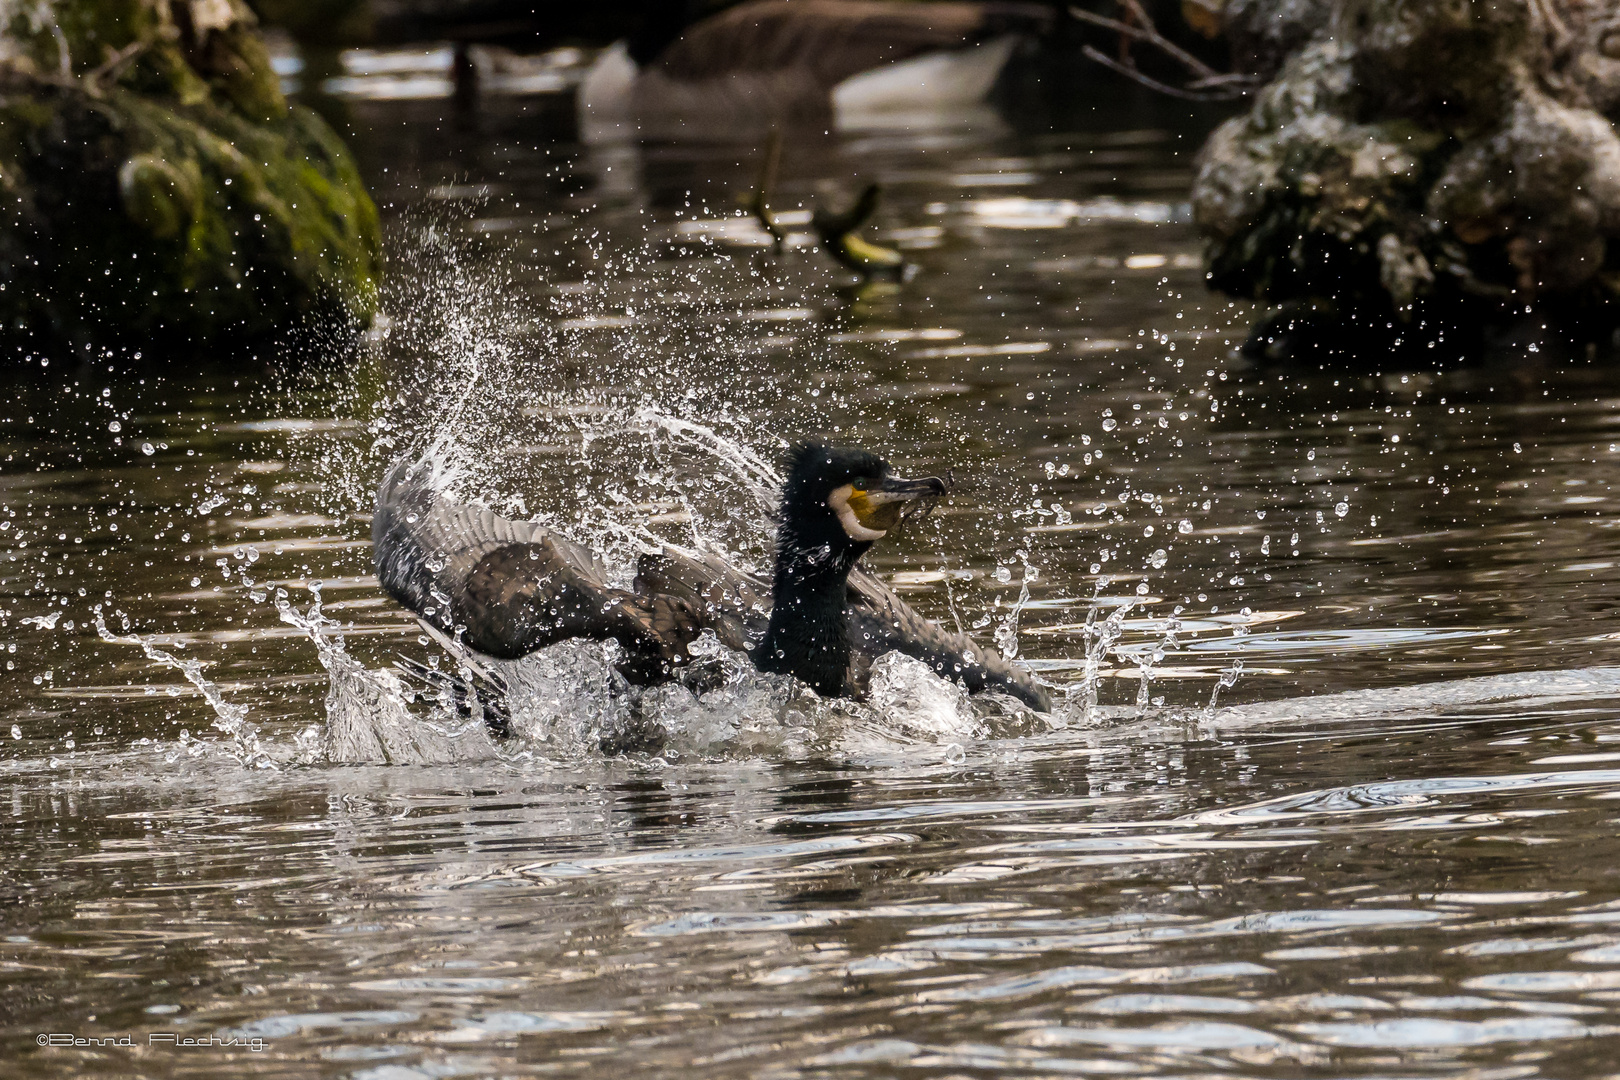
[827,484,886,541]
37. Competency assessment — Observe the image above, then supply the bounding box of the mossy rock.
[1192,0,1620,353]
[0,0,381,351]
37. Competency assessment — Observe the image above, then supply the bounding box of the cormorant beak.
[834,472,951,540]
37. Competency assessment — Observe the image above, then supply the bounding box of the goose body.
[373,447,1050,716]
[578,0,1047,141]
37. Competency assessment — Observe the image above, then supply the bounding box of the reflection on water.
[7,58,1620,1078]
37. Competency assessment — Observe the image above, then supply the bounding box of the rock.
[1191,0,1620,358]
[0,0,381,352]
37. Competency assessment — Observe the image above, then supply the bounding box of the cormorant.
[372,444,1051,720]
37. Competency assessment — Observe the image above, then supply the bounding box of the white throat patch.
[827,483,886,541]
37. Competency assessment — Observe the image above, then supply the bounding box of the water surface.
[7,68,1620,1077]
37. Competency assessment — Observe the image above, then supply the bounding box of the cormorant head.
[776,443,948,569]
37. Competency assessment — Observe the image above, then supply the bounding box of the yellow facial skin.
[827,478,944,542]
[828,483,888,541]
[846,486,907,533]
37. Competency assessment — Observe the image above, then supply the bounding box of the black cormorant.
[373,444,1051,719]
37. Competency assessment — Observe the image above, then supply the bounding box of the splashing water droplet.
[93,607,272,769]
[1334,501,1349,518]
[1148,549,1168,569]
[140,443,155,456]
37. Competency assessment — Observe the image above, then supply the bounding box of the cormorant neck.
[752,528,868,698]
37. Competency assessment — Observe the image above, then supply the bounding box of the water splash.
[92,606,274,769]
[1132,606,1184,713]
[262,209,1070,766]
[1065,583,1136,721]
[627,407,784,516]
[273,585,499,765]
[1207,611,1251,711]
[994,553,1036,661]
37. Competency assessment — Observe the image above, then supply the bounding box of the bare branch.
[1068,8,1159,46]
[1118,0,1222,78]
[1080,44,1236,101]
[1187,71,1260,91]
[1070,2,1247,99]
[86,40,147,84]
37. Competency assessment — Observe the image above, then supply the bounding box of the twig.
[1070,2,1248,100]
[1069,7,1159,45]
[1114,0,1222,79]
[1186,72,1259,90]
[87,39,147,84]
[0,37,149,99]
[1080,45,1235,101]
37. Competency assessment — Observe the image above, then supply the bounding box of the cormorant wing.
[845,566,1052,711]
[373,459,699,680]
[632,547,772,654]
[632,546,1049,710]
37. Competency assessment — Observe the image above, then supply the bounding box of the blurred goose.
[579,0,1050,141]
[373,444,1050,717]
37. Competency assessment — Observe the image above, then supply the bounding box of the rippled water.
[9,67,1620,1076]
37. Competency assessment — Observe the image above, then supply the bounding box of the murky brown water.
[7,57,1620,1077]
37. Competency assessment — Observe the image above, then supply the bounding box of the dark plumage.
[753,444,943,694]
[372,445,1051,722]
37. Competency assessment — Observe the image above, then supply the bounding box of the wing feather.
[373,459,690,672]
[846,566,1051,710]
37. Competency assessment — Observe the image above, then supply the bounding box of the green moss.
[0,0,381,348]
